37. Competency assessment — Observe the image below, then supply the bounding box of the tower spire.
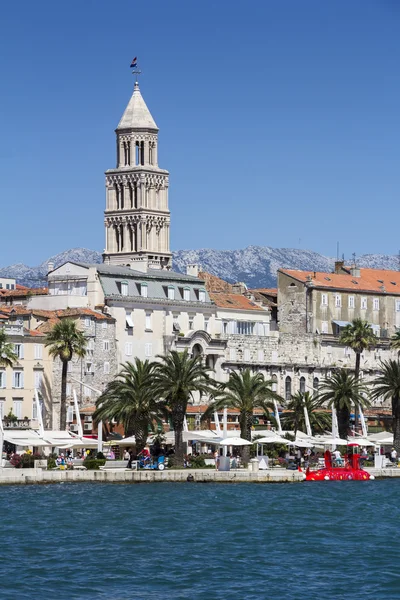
[103,72,171,270]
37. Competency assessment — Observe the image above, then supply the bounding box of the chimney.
[334,260,344,274]
[350,265,360,278]
[186,264,200,277]
[47,261,54,274]
[232,282,248,294]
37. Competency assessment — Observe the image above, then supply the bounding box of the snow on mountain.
[1,246,399,289]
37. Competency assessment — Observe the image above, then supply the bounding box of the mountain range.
[1,246,399,289]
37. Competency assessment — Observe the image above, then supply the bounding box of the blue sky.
[1,0,400,266]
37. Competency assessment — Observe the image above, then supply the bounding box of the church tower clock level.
[103,80,172,270]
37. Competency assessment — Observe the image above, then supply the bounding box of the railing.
[3,324,24,336]
[3,418,32,429]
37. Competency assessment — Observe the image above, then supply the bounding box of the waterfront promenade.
[0,466,398,485]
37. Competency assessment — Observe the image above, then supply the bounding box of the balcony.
[3,418,33,429]
[3,324,24,336]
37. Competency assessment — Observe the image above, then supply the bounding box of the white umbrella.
[286,440,314,448]
[255,435,288,444]
[316,436,348,446]
[347,438,376,447]
[218,436,252,446]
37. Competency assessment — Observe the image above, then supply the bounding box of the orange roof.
[198,271,233,293]
[209,291,267,311]
[0,287,48,298]
[251,288,278,296]
[31,308,114,321]
[280,268,400,295]
[0,306,31,316]
[186,405,265,415]
[24,329,45,337]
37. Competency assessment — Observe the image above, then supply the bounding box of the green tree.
[390,330,400,356]
[317,369,370,440]
[0,328,18,367]
[154,350,212,467]
[202,368,281,464]
[371,360,400,453]
[339,319,376,428]
[45,319,87,430]
[93,359,164,454]
[282,391,331,437]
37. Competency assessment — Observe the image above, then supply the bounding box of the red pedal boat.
[305,450,374,481]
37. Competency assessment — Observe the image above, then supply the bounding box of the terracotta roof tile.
[198,271,234,293]
[280,268,400,295]
[0,287,48,298]
[250,288,278,296]
[209,291,266,311]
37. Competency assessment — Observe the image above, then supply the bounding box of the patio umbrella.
[218,437,252,446]
[255,435,288,444]
[286,440,314,448]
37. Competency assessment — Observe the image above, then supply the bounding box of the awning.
[332,320,351,328]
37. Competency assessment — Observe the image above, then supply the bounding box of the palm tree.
[339,319,377,379]
[202,369,281,464]
[282,391,331,436]
[93,359,164,454]
[339,319,376,428]
[371,360,400,453]
[317,369,370,440]
[45,319,87,430]
[154,350,213,467]
[0,328,17,367]
[390,330,400,356]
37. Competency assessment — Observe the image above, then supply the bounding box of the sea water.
[1,481,399,600]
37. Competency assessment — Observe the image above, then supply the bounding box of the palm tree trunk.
[337,407,349,441]
[354,352,361,431]
[240,411,252,465]
[172,407,185,467]
[60,360,68,430]
[393,395,400,455]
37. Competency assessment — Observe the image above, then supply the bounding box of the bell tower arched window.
[285,376,292,401]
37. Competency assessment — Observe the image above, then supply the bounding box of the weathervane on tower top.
[130,57,141,83]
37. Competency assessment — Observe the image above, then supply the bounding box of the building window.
[0,399,4,418]
[229,348,237,361]
[145,313,152,331]
[183,288,190,301]
[321,294,328,306]
[13,399,22,419]
[34,344,43,360]
[300,376,306,394]
[84,318,91,328]
[141,283,148,298]
[102,321,108,329]
[348,296,355,309]
[121,281,129,296]
[237,321,255,335]
[125,342,133,356]
[244,348,251,362]
[104,362,110,374]
[145,343,152,357]
[204,318,209,333]
[334,294,341,308]
[373,298,379,311]
[66,405,74,423]
[199,289,206,303]
[361,297,367,310]
[103,340,110,351]
[126,313,134,328]
[285,376,292,401]
[321,321,328,334]
[14,344,24,359]
[85,361,93,374]
[271,374,277,392]
[168,286,175,300]
[12,371,24,389]
[0,370,5,388]
[34,371,42,389]
[258,349,264,362]
[66,383,71,396]
[313,377,319,397]
[396,300,400,312]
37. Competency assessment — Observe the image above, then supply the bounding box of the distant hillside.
[1,246,399,288]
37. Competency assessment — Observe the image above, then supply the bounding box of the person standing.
[391,448,398,464]
[214,450,219,471]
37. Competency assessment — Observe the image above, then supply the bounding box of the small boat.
[305,449,374,481]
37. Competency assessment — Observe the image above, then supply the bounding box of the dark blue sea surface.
[1,481,399,600]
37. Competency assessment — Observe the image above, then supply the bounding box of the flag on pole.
[130,57,138,68]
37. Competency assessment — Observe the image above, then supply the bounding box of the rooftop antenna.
[130,56,142,83]
[352,252,357,267]
[336,242,339,260]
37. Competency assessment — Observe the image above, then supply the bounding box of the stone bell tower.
[103,78,172,269]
